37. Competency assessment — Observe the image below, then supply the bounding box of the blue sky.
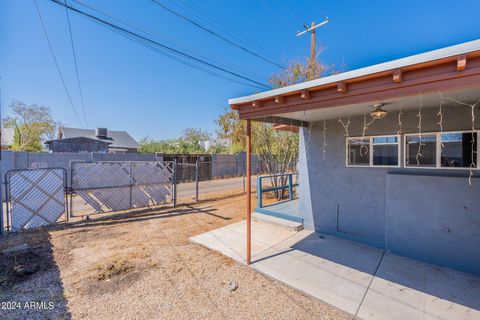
[1,0,479,141]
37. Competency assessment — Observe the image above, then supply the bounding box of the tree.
[138,128,212,154]
[268,52,333,88]
[3,101,60,152]
[215,54,332,198]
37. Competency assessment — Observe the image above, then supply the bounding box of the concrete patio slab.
[357,253,480,320]
[190,218,297,263]
[191,219,480,319]
[252,231,384,315]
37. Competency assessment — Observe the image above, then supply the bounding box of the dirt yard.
[0,191,349,320]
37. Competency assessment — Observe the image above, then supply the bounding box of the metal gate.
[70,161,174,216]
[4,168,68,232]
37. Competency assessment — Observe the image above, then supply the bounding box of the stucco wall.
[298,104,480,275]
[386,174,480,275]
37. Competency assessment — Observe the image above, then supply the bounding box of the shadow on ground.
[290,232,480,312]
[0,229,71,319]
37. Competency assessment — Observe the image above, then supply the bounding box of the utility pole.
[297,18,329,78]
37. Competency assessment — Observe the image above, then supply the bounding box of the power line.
[168,0,284,61]
[258,0,297,29]
[273,0,302,23]
[64,0,88,127]
[72,0,267,83]
[33,0,84,127]
[307,0,328,19]
[150,0,286,69]
[50,0,271,90]
[99,20,269,90]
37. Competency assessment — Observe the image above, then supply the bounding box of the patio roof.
[230,39,480,122]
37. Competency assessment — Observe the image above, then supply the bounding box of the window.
[372,136,399,166]
[347,138,370,166]
[347,135,399,167]
[405,134,437,167]
[441,132,477,168]
[404,131,478,169]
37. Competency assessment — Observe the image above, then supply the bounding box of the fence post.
[288,173,294,200]
[129,162,133,209]
[173,159,177,207]
[4,176,10,233]
[0,182,3,236]
[257,176,263,208]
[195,160,199,202]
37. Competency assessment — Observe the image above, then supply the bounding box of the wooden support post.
[246,119,252,265]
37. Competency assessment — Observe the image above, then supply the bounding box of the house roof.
[45,136,112,145]
[229,39,480,106]
[60,127,139,149]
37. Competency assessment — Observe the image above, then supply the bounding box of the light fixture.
[370,103,388,119]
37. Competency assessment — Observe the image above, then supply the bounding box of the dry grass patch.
[93,257,134,281]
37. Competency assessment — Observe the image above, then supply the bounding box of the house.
[45,136,111,153]
[1,127,15,149]
[229,39,480,277]
[54,127,140,153]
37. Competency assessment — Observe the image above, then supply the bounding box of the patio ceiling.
[230,39,480,124]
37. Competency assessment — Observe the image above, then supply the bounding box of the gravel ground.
[0,191,350,320]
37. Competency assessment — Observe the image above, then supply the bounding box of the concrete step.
[252,212,304,232]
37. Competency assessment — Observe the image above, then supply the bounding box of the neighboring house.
[54,127,140,153]
[230,39,480,276]
[1,127,15,149]
[45,137,111,153]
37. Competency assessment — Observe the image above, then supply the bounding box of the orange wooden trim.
[457,55,467,71]
[337,82,347,93]
[301,90,311,99]
[393,69,403,83]
[274,95,284,103]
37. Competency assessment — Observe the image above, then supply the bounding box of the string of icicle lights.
[335,92,480,186]
[441,95,480,186]
[322,120,327,160]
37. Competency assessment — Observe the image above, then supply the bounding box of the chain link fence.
[1,158,297,234]
[174,160,297,203]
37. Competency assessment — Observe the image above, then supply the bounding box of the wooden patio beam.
[337,82,347,93]
[251,116,308,127]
